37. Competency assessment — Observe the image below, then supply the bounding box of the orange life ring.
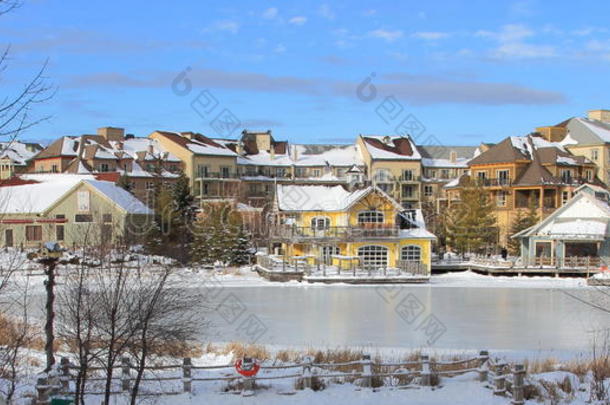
[235,359,260,377]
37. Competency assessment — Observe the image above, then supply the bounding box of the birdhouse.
[40,242,63,260]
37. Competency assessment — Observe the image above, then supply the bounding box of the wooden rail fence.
[33,351,527,403]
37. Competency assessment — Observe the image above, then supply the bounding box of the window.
[374,169,392,182]
[358,245,388,269]
[402,185,414,198]
[75,214,93,223]
[202,183,209,195]
[561,169,572,183]
[276,167,286,177]
[26,226,42,241]
[477,171,487,184]
[424,185,433,196]
[103,214,113,223]
[429,170,437,179]
[497,169,510,185]
[592,149,599,161]
[378,183,393,194]
[56,225,64,241]
[562,191,570,205]
[146,182,155,190]
[402,170,413,181]
[295,167,305,177]
[197,165,209,178]
[310,217,330,230]
[55,214,65,219]
[440,169,450,179]
[77,191,90,212]
[496,191,507,207]
[585,170,593,182]
[312,169,321,177]
[401,245,421,262]
[100,163,109,172]
[358,210,384,224]
[221,167,231,178]
[51,164,58,173]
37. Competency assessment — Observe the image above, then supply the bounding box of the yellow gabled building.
[270,184,436,274]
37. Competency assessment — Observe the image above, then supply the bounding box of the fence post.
[478,350,489,382]
[361,354,372,388]
[241,357,256,396]
[183,357,192,393]
[511,364,525,405]
[121,356,131,392]
[420,354,431,386]
[493,362,507,396]
[302,356,312,390]
[35,375,49,405]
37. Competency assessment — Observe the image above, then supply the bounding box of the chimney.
[270,146,275,160]
[97,127,125,142]
[236,141,244,155]
[292,145,298,161]
[535,126,567,142]
[588,109,610,123]
[449,150,457,163]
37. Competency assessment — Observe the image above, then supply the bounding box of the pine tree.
[507,196,539,255]
[445,180,498,255]
[191,202,254,266]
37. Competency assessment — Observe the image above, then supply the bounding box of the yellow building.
[270,184,436,274]
[148,130,240,202]
[356,135,422,208]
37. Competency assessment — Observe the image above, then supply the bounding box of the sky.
[2,0,610,146]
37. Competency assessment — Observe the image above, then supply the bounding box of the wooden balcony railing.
[271,225,401,240]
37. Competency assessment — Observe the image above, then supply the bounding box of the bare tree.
[0,1,53,146]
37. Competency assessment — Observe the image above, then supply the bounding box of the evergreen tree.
[445,180,497,255]
[191,202,254,266]
[145,172,195,264]
[507,196,539,255]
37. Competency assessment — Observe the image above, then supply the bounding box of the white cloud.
[208,20,240,34]
[411,31,450,40]
[368,29,403,42]
[289,16,307,26]
[477,24,556,59]
[318,4,335,20]
[262,7,278,19]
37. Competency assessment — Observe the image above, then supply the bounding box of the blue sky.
[3,0,610,145]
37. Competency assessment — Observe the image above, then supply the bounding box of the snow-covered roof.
[513,192,610,240]
[0,141,41,165]
[360,135,421,160]
[237,151,293,167]
[292,144,364,167]
[421,158,469,168]
[0,174,152,215]
[276,185,372,211]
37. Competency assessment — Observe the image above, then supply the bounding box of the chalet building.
[419,145,477,212]
[30,127,182,204]
[0,141,43,179]
[149,130,240,202]
[0,174,152,248]
[269,184,435,273]
[513,184,610,268]
[446,134,599,247]
[356,135,422,208]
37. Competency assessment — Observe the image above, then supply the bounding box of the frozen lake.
[205,284,610,358]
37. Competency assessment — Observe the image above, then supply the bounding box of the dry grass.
[0,313,44,351]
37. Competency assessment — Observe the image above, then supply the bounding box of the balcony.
[398,175,421,183]
[477,178,512,187]
[196,171,240,181]
[271,225,401,241]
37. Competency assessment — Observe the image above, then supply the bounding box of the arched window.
[311,216,330,230]
[358,210,384,224]
[358,245,388,269]
[401,245,421,262]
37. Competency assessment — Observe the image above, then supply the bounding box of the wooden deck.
[432,260,601,277]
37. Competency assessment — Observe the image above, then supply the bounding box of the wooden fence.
[33,351,527,404]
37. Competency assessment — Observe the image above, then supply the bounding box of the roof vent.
[382,136,392,145]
